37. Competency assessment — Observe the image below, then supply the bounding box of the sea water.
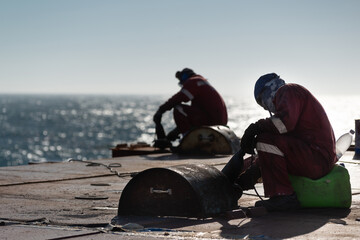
[0,94,359,167]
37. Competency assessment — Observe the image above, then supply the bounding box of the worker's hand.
[240,123,260,154]
[153,110,163,124]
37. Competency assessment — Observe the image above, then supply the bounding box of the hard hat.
[254,73,279,105]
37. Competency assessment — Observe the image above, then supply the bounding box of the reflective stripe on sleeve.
[197,81,209,87]
[175,105,188,117]
[181,89,194,100]
[256,142,284,157]
[271,117,287,134]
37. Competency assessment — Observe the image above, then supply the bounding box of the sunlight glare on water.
[317,95,360,140]
[0,94,359,166]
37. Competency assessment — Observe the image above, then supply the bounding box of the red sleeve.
[157,76,205,113]
[256,85,303,134]
[273,86,303,132]
[158,90,189,113]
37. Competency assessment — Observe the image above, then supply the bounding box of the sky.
[1,0,359,98]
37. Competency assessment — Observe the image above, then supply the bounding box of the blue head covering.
[254,73,285,112]
[175,68,195,85]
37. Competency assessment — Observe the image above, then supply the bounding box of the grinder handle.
[221,149,245,183]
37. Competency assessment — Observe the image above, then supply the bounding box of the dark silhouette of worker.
[153,68,228,148]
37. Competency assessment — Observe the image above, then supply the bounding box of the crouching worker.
[233,73,337,212]
[153,68,228,148]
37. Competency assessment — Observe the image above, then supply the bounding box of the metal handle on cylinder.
[150,187,172,195]
[198,134,215,142]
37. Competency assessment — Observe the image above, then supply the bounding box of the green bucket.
[289,164,352,208]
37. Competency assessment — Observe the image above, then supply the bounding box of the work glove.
[153,110,163,125]
[240,123,261,154]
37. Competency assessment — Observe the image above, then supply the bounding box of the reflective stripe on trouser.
[256,141,293,197]
[256,142,284,157]
[256,133,333,197]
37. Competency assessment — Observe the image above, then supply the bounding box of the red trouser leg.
[256,133,333,197]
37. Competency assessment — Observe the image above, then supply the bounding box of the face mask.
[260,87,276,112]
[258,78,285,113]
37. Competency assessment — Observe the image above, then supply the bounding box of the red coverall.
[158,75,228,133]
[255,84,337,197]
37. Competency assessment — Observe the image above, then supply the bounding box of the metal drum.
[118,164,238,218]
[178,125,240,155]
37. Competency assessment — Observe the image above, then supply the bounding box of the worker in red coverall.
[238,73,337,211]
[153,68,228,148]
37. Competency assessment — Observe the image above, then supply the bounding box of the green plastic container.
[289,164,352,208]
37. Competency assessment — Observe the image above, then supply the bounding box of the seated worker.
[153,68,228,148]
[238,73,337,211]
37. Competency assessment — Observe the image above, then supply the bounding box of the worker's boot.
[153,124,173,149]
[153,139,172,149]
[166,127,181,141]
[255,192,300,212]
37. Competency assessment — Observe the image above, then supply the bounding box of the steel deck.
[1,152,360,239]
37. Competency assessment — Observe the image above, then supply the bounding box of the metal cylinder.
[178,125,240,155]
[354,119,360,160]
[117,163,238,218]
